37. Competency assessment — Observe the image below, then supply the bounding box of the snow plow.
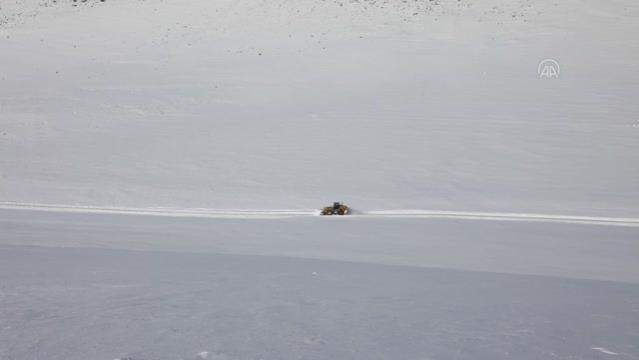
[321,202,351,215]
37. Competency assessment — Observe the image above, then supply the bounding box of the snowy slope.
[1,0,638,214]
[2,245,639,360]
[2,209,639,360]
[2,3,639,359]
[3,208,639,283]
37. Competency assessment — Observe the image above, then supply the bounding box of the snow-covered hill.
[1,0,638,215]
[2,4,639,359]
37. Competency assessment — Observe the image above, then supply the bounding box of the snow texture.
[1,244,639,360]
[1,0,638,216]
[1,1,639,359]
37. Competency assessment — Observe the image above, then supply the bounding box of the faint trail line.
[1,202,638,227]
[364,210,639,227]
[0,202,318,218]
[591,347,619,356]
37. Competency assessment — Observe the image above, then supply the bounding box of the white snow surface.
[1,0,638,215]
[3,201,639,226]
[3,208,639,284]
[1,3,639,359]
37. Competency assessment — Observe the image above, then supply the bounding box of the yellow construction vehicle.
[321,202,350,215]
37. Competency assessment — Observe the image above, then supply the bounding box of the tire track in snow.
[364,210,639,227]
[0,202,318,218]
[1,202,638,227]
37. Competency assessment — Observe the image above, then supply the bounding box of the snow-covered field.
[1,0,638,214]
[2,209,639,360]
[1,0,639,359]
[2,244,638,360]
